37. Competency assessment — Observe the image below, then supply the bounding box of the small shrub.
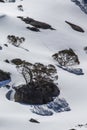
[7,35,25,47]
[52,48,80,66]
[17,5,23,11]
[17,16,55,30]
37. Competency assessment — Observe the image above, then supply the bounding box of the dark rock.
[84,46,87,53]
[69,129,76,130]
[26,26,40,32]
[4,44,8,47]
[65,21,84,32]
[29,118,40,123]
[0,46,2,50]
[0,70,11,81]
[5,59,10,63]
[5,85,10,89]
[17,16,55,30]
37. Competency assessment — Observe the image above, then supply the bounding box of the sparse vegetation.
[14,62,59,104]
[17,16,55,30]
[7,35,25,47]
[52,48,80,66]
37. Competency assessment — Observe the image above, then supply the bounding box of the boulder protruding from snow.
[29,118,40,123]
[65,21,84,32]
[17,16,55,30]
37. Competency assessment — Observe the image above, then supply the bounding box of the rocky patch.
[29,118,40,123]
[26,26,40,32]
[65,21,84,32]
[17,16,55,30]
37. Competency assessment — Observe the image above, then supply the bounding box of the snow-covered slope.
[0,0,87,130]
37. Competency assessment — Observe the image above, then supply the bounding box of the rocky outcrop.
[29,118,40,123]
[17,16,55,30]
[26,26,40,32]
[65,21,84,32]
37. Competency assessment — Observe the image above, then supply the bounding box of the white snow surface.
[0,0,87,130]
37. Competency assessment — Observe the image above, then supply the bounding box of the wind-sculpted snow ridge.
[71,0,87,14]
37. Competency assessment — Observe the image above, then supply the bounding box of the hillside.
[0,0,87,130]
